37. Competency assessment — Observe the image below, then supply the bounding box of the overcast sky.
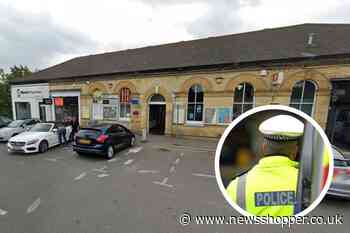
[1,0,349,72]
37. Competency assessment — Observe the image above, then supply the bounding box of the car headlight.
[26,139,39,145]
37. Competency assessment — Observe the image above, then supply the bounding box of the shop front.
[51,91,80,123]
[11,83,52,121]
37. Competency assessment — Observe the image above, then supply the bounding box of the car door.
[48,125,59,146]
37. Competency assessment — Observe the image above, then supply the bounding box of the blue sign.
[131,98,139,105]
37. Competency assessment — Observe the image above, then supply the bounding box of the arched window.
[120,87,131,119]
[290,80,316,116]
[187,84,204,121]
[232,82,254,119]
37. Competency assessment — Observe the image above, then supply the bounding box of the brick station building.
[10,23,350,144]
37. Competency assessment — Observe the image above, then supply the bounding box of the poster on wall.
[92,103,103,120]
[173,103,185,124]
[205,108,216,124]
[217,108,232,124]
[103,106,118,120]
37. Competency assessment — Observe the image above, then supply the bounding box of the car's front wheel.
[106,145,115,159]
[39,141,48,153]
[130,136,136,147]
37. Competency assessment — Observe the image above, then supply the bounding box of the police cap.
[259,115,304,141]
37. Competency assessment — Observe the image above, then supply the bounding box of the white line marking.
[97,174,110,178]
[126,146,143,155]
[152,177,174,188]
[92,166,107,173]
[180,152,184,157]
[138,170,159,174]
[74,172,87,181]
[169,166,176,173]
[27,198,41,214]
[174,158,180,165]
[0,208,8,216]
[107,158,117,163]
[192,173,216,178]
[124,159,134,165]
[44,158,58,162]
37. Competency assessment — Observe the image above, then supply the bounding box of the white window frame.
[290,80,316,116]
[186,84,204,125]
[232,82,255,119]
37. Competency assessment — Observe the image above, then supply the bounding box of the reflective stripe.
[237,173,247,210]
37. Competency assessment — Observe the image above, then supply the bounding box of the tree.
[0,65,32,118]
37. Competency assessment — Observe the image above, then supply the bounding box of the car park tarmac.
[0,135,349,233]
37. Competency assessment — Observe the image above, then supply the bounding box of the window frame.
[289,80,317,116]
[119,88,131,121]
[232,82,255,119]
[186,84,204,125]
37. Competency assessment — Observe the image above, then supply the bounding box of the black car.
[73,123,136,159]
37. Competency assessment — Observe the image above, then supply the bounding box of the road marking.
[138,170,159,174]
[180,152,184,157]
[126,146,143,155]
[169,166,176,173]
[124,159,134,165]
[174,158,180,164]
[107,158,118,163]
[92,166,107,173]
[97,174,110,178]
[0,208,8,216]
[44,158,58,162]
[153,177,174,188]
[74,172,87,181]
[27,198,41,214]
[192,173,216,178]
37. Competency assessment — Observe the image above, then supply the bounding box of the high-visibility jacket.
[226,156,299,216]
[321,147,330,188]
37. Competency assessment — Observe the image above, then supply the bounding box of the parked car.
[327,146,350,199]
[73,123,136,159]
[7,122,72,154]
[0,116,12,128]
[0,119,40,142]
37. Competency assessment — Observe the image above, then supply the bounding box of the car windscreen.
[29,124,52,132]
[7,120,25,128]
[77,128,103,139]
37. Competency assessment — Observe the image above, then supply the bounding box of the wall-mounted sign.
[54,97,64,107]
[272,72,284,85]
[43,98,53,105]
[131,97,140,105]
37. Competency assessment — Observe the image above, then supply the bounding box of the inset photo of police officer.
[215,105,333,217]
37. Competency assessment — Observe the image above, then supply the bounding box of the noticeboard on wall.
[205,108,216,124]
[92,103,103,120]
[173,103,185,124]
[217,108,232,124]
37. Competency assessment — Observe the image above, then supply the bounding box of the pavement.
[0,135,348,233]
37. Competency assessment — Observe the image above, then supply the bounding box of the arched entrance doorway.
[148,94,166,135]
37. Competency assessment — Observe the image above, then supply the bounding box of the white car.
[7,122,72,154]
[0,119,40,142]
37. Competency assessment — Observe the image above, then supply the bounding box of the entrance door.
[326,81,350,150]
[148,94,166,135]
[54,96,79,122]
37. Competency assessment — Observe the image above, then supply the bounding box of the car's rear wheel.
[39,141,48,153]
[106,145,115,159]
